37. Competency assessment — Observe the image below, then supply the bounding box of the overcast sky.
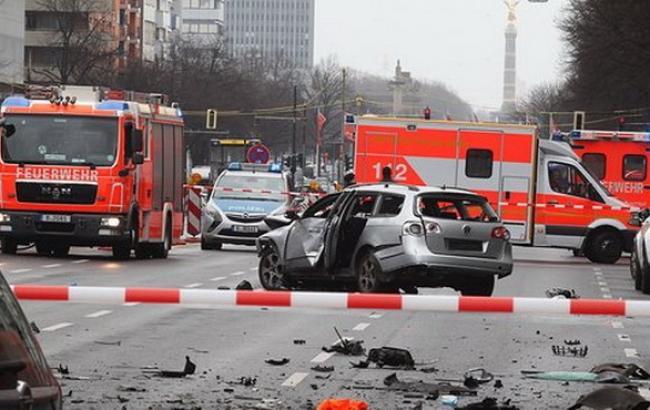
[314,0,567,110]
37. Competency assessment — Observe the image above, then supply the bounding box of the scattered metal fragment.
[359,347,416,369]
[94,340,121,346]
[265,358,290,366]
[456,398,519,410]
[383,373,440,397]
[565,339,582,346]
[463,368,494,384]
[293,339,306,345]
[545,288,579,299]
[311,365,334,373]
[552,345,589,357]
[522,371,599,382]
[239,377,257,387]
[57,364,69,375]
[188,347,209,354]
[117,385,147,393]
[150,356,196,378]
[441,395,459,407]
[568,386,650,410]
[323,328,365,356]
[30,321,40,334]
[591,363,650,380]
[310,384,319,390]
[420,367,438,374]
[236,280,254,290]
[494,380,504,389]
[315,374,331,380]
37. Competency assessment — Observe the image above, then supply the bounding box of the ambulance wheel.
[585,230,622,264]
[631,249,643,291]
[459,275,495,296]
[1,238,18,255]
[52,244,70,258]
[36,242,52,256]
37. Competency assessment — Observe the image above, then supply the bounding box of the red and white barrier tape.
[10,285,650,317]
[212,186,325,198]
[497,202,642,212]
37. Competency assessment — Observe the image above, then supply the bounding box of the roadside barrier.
[11,285,650,317]
[185,186,202,237]
[497,202,642,212]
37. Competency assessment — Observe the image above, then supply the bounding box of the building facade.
[0,0,25,85]
[224,0,315,69]
[181,0,224,45]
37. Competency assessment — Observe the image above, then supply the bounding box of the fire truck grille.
[16,182,97,205]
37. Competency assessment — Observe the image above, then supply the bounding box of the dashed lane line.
[85,310,112,319]
[625,348,640,358]
[310,352,335,363]
[618,334,631,343]
[41,322,74,332]
[123,302,141,307]
[71,259,90,264]
[353,323,371,331]
[210,276,227,282]
[249,267,257,271]
[369,313,383,319]
[230,271,246,276]
[184,283,203,288]
[42,264,62,268]
[612,321,624,329]
[602,294,613,299]
[281,372,309,387]
[10,268,32,274]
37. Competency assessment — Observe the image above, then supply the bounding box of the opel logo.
[243,213,249,219]
[462,225,472,236]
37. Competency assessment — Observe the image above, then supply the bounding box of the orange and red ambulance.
[353,116,638,264]
[558,130,650,210]
[0,85,185,259]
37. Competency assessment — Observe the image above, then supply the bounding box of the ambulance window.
[623,155,646,181]
[582,153,606,180]
[548,162,602,202]
[465,149,493,178]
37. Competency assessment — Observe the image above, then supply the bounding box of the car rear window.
[416,194,498,222]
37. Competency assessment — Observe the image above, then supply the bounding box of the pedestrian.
[344,171,356,187]
[381,166,393,182]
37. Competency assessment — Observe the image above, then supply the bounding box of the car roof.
[220,170,284,179]
[346,183,477,196]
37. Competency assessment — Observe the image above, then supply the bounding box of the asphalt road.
[1,244,649,409]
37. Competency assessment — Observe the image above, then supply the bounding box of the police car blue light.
[96,101,130,111]
[268,163,282,173]
[227,162,243,171]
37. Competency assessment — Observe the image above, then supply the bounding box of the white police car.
[201,163,292,250]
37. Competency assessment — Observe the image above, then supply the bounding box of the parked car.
[256,183,513,296]
[0,271,62,409]
[201,162,293,250]
[630,209,650,293]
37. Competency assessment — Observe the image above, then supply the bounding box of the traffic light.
[618,116,626,131]
[206,109,218,130]
[423,106,432,120]
[345,155,353,170]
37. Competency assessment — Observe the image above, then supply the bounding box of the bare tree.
[31,0,116,84]
[519,82,567,114]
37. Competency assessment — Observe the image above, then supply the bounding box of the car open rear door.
[323,193,357,272]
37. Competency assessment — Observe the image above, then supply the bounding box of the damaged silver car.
[256,184,513,296]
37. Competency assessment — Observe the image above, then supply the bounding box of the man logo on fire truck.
[352,116,639,264]
[0,85,185,260]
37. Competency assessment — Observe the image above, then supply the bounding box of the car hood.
[213,198,284,215]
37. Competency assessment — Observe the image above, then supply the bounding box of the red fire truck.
[0,85,185,259]
[558,130,650,210]
[353,116,638,264]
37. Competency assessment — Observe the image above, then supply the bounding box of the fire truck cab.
[559,130,650,210]
[0,85,185,259]
[353,116,637,264]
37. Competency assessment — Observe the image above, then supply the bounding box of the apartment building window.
[185,0,219,9]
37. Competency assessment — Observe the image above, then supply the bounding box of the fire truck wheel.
[585,230,623,264]
[134,244,151,259]
[151,218,171,259]
[1,238,18,255]
[458,275,495,296]
[52,245,70,258]
[112,243,132,260]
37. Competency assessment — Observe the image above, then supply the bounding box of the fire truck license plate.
[233,225,258,233]
[41,214,71,223]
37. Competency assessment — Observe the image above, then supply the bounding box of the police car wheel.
[1,238,18,255]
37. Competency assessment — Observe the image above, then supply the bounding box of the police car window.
[548,162,600,201]
[465,149,493,178]
[376,194,404,216]
[623,155,647,182]
[582,153,606,180]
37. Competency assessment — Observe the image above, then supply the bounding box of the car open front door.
[283,193,348,271]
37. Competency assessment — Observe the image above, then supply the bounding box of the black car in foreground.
[0,271,61,410]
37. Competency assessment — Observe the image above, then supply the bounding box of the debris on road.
[565,339,582,346]
[552,344,589,357]
[568,386,649,410]
[523,370,599,382]
[238,377,257,387]
[591,363,650,380]
[456,397,519,409]
[317,398,369,410]
[441,395,459,407]
[323,328,365,356]
[57,364,70,375]
[352,347,416,369]
[494,380,504,389]
[312,365,335,373]
[149,356,197,378]
[94,340,121,346]
[236,280,254,290]
[384,373,440,397]
[117,385,147,393]
[464,368,494,385]
[265,358,290,366]
[545,288,579,299]
[294,339,306,345]
[30,321,40,333]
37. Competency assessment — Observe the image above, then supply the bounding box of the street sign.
[246,144,271,164]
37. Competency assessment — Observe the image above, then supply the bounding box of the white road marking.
[42,263,62,268]
[249,267,257,271]
[597,281,608,287]
[210,276,226,282]
[123,302,141,307]
[310,352,335,363]
[230,271,246,276]
[602,294,612,299]
[72,259,90,264]
[618,334,631,343]
[353,323,371,331]
[593,267,602,271]
[10,268,32,274]
[625,348,639,358]
[281,372,309,387]
[184,283,203,288]
[85,310,112,318]
[369,313,383,319]
[612,321,624,329]
[42,322,73,332]
[599,287,610,293]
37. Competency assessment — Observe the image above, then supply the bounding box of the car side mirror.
[285,210,300,220]
[2,123,16,138]
[133,152,144,165]
[131,129,144,152]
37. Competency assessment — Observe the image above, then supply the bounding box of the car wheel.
[459,275,495,296]
[572,249,583,257]
[1,238,18,255]
[585,230,623,264]
[36,242,53,256]
[356,252,384,293]
[151,219,171,259]
[640,255,650,295]
[631,249,643,291]
[258,246,287,290]
[200,237,212,250]
[52,244,70,258]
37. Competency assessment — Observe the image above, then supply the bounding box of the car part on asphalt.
[383,373,440,397]
[293,339,306,345]
[546,288,579,299]
[151,356,196,378]
[323,328,366,356]
[494,379,504,388]
[352,347,416,369]
[568,386,650,410]
[238,377,257,387]
[265,358,290,366]
[455,397,520,410]
[311,365,334,373]
[522,371,599,382]
[441,395,459,407]
[591,363,650,380]
[235,280,254,290]
[463,368,494,384]
[552,344,589,357]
